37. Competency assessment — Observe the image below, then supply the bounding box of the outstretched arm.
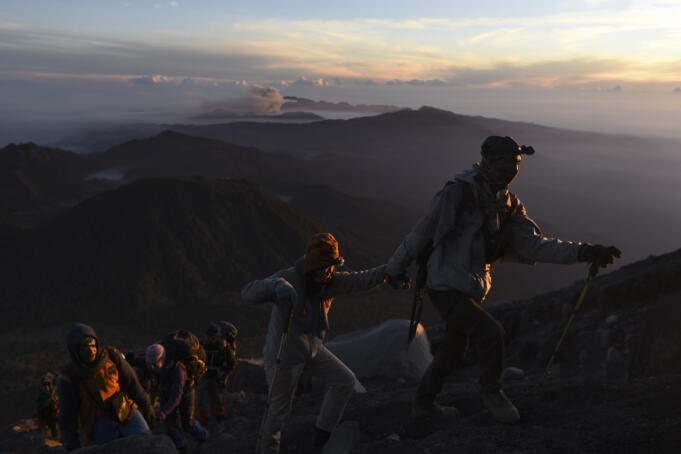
[327,264,388,296]
[240,272,287,304]
[508,200,582,264]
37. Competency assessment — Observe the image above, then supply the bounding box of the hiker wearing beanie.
[385,136,621,424]
[57,323,154,451]
[241,232,387,454]
[146,342,208,454]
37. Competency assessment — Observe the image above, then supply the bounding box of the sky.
[1,0,681,144]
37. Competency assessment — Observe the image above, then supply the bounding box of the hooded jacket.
[57,323,152,449]
[241,258,386,367]
[386,167,582,302]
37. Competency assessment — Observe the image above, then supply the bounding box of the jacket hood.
[66,323,100,368]
[294,256,305,277]
[457,165,511,199]
[454,167,478,184]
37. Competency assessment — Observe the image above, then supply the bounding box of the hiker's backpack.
[215,321,238,343]
[161,329,207,392]
[204,324,238,379]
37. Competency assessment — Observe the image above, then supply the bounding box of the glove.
[579,244,621,276]
[385,273,411,290]
[275,280,302,315]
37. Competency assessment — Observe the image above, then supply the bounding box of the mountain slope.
[0,177,384,328]
[0,143,92,215]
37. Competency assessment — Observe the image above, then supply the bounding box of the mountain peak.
[417,105,457,116]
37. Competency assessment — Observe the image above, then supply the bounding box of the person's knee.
[335,368,356,395]
[341,369,357,390]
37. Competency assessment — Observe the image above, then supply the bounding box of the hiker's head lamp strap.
[481,136,535,159]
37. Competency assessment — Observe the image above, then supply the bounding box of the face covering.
[479,155,521,191]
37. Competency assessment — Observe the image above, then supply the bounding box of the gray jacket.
[241,258,387,365]
[387,168,582,302]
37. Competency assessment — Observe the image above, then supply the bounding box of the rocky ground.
[4,363,681,454]
[4,248,681,454]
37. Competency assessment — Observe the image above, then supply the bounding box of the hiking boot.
[313,426,331,448]
[411,402,461,420]
[481,389,520,424]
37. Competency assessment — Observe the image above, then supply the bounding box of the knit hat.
[303,233,344,274]
[145,343,165,367]
[481,136,535,159]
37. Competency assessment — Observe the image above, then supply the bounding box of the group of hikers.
[48,136,620,453]
[47,321,238,453]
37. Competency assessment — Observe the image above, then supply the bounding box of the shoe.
[313,426,331,447]
[191,420,209,441]
[411,402,461,419]
[481,389,520,424]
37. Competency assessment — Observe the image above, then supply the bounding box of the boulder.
[326,319,433,383]
[73,435,177,454]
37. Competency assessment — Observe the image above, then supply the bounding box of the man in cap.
[241,232,387,454]
[385,136,621,424]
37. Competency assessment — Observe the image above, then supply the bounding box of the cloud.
[437,58,637,88]
[170,1,179,7]
[202,85,285,114]
[353,79,378,86]
[289,76,342,88]
[130,74,175,85]
[674,87,681,93]
[386,79,447,87]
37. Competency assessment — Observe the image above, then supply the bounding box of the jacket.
[57,323,152,449]
[386,167,582,302]
[241,258,386,366]
[156,360,188,420]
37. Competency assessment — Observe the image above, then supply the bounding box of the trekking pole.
[535,264,598,394]
[256,305,294,453]
[407,285,424,346]
[408,243,432,345]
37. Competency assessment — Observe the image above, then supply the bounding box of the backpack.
[215,321,238,343]
[204,322,238,379]
[161,330,207,392]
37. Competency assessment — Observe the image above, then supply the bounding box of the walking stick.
[256,305,294,453]
[536,264,598,393]
[408,284,424,346]
[408,243,432,345]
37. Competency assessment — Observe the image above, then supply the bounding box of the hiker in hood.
[57,323,154,451]
[146,343,208,454]
[385,136,621,424]
[196,322,238,426]
[241,232,387,454]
